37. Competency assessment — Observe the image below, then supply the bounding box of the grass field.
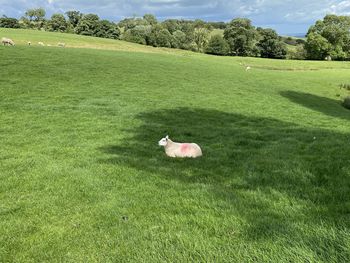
[1,28,350,262]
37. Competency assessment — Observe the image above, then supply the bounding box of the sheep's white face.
[158,136,169,146]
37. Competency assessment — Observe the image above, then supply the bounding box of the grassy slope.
[1,29,350,262]
[0,28,193,55]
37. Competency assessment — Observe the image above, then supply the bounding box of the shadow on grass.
[99,108,350,256]
[281,91,350,120]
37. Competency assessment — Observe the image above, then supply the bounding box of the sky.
[1,0,350,35]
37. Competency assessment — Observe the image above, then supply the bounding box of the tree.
[257,28,287,59]
[75,14,100,36]
[148,25,172,47]
[193,27,210,52]
[66,11,82,28]
[46,14,67,32]
[143,14,157,25]
[95,20,120,39]
[122,25,151,45]
[0,16,20,28]
[305,32,332,60]
[306,15,350,60]
[162,19,181,34]
[224,18,259,56]
[205,34,230,55]
[171,30,187,49]
[118,17,148,31]
[23,8,46,29]
[25,8,46,22]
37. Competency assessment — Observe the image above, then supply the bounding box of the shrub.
[342,96,350,109]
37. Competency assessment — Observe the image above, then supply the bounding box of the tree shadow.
[281,90,350,120]
[98,108,350,258]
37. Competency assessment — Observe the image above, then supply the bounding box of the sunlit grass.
[0,30,350,262]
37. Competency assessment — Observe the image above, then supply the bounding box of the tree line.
[1,8,350,61]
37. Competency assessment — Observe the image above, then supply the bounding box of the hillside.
[1,29,350,262]
[0,28,193,55]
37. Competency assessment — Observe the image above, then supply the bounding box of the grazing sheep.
[38,42,45,46]
[158,135,202,158]
[246,66,251,71]
[1,37,15,46]
[58,42,66,47]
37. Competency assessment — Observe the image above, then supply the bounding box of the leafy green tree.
[25,8,46,22]
[148,24,172,47]
[118,17,148,31]
[161,19,181,34]
[46,14,68,32]
[143,14,157,25]
[257,28,287,59]
[193,27,210,52]
[75,14,100,36]
[205,34,230,55]
[22,8,46,29]
[96,20,120,39]
[0,16,20,28]
[224,18,259,56]
[122,25,151,45]
[305,32,332,60]
[306,15,350,60]
[65,11,82,28]
[181,22,195,46]
[171,30,187,49]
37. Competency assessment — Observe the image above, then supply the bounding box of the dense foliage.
[205,34,230,55]
[1,8,350,60]
[257,28,288,59]
[0,16,20,28]
[305,15,350,60]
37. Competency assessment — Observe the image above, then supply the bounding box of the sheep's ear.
[166,135,169,140]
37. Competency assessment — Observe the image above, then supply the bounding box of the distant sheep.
[158,135,202,158]
[1,37,15,46]
[58,42,66,47]
[28,41,31,46]
[38,42,45,46]
[246,66,251,71]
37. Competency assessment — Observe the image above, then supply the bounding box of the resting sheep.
[58,42,66,47]
[38,42,45,46]
[246,66,251,71]
[158,135,202,158]
[1,37,15,46]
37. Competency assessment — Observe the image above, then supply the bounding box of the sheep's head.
[158,135,169,146]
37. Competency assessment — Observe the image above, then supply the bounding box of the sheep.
[245,66,251,71]
[1,37,15,46]
[47,44,52,47]
[38,42,45,46]
[158,135,202,158]
[28,41,31,46]
[58,42,66,47]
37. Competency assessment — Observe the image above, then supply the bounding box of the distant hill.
[290,33,306,38]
